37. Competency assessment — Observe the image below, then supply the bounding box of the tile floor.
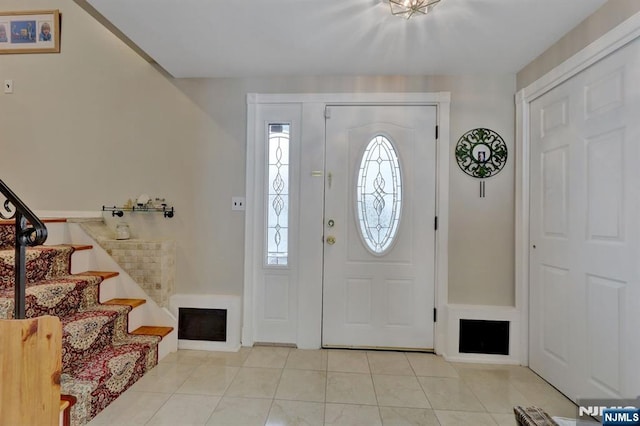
[87,347,577,425]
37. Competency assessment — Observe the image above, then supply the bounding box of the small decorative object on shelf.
[115,222,131,240]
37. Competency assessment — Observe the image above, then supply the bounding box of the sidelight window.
[266,123,290,265]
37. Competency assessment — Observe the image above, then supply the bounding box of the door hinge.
[325,107,331,119]
[435,125,439,140]
[433,308,437,322]
[434,216,438,231]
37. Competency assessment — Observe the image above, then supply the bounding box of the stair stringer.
[43,220,177,359]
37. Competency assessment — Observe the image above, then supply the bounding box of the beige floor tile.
[372,375,430,408]
[324,403,382,426]
[206,397,272,425]
[511,378,565,402]
[176,365,239,396]
[504,365,549,385]
[466,380,531,413]
[367,352,414,376]
[285,349,328,371]
[243,346,291,368]
[107,349,581,425]
[406,353,459,378]
[379,407,440,426]
[418,377,485,412]
[529,394,574,417]
[225,367,282,398]
[159,349,210,366]
[326,372,378,405]
[452,363,514,384]
[206,348,252,367]
[276,369,326,402]
[88,391,172,425]
[146,394,221,425]
[266,400,325,426]
[129,362,196,393]
[542,400,578,419]
[327,350,371,373]
[510,379,577,417]
[435,410,498,425]
[491,412,518,426]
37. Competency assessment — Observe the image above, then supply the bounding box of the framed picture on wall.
[0,10,60,54]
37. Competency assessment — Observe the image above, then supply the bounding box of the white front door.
[529,37,640,401]
[322,105,437,349]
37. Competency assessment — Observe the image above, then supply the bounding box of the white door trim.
[515,10,640,366]
[244,92,450,352]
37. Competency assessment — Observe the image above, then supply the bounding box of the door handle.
[326,236,336,245]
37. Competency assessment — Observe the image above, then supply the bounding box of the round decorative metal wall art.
[455,128,507,179]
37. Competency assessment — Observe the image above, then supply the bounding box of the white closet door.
[529,75,577,398]
[529,37,640,401]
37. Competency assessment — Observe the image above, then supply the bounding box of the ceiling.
[85,0,608,79]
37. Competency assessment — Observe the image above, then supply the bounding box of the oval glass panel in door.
[356,135,402,255]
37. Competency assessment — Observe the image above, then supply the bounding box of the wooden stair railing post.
[0,315,62,426]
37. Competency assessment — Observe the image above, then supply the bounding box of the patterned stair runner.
[0,222,161,425]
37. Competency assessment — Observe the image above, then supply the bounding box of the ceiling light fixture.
[389,0,441,19]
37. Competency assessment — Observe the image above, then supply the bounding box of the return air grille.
[459,319,509,355]
[178,307,227,342]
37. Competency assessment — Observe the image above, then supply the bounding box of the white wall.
[0,0,516,306]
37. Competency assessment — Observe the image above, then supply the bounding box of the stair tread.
[61,307,123,325]
[131,326,174,338]
[35,243,93,251]
[77,270,119,279]
[1,244,74,252]
[61,337,158,380]
[68,244,93,251]
[0,217,67,225]
[102,298,146,308]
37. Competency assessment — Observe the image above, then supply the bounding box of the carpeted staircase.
[0,220,172,425]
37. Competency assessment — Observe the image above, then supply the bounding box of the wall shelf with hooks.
[102,205,175,218]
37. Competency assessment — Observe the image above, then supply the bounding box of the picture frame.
[0,10,60,54]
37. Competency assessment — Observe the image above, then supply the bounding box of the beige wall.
[172,76,517,306]
[0,0,516,306]
[517,0,640,89]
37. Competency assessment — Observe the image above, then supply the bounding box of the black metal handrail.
[0,179,48,319]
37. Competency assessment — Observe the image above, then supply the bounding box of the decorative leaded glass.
[356,135,402,255]
[266,123,290,265]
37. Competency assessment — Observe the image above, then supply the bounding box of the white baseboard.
[158,330,178,360]
[177,341,241,352]
[443,353,521,365]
